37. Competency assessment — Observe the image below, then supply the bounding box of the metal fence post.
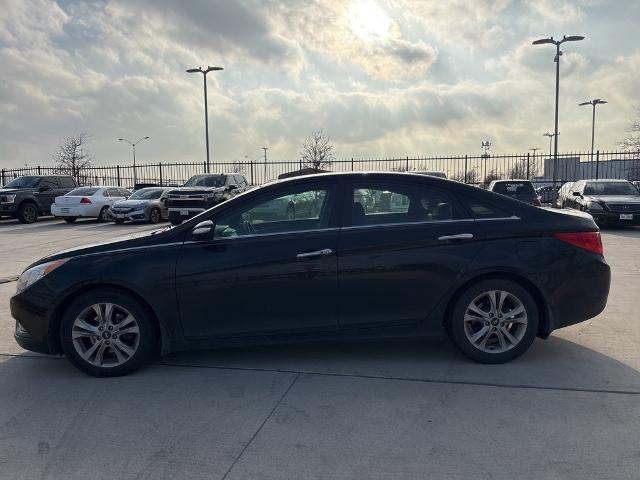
[250,161,254,185]
[351,157,354,171]
[159,162,163,186]
[464,155,468,183]
[37,165,41,175]
[1,169,4,187]
[526,152,530,179]
[595,150,600,180]
[116,165,121,186]
[406,156,409,171]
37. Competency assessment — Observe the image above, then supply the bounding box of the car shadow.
[6,335,639,393]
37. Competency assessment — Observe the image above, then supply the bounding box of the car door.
[36,178,59,210]
[337,178,482,328]
[175,181,340,338]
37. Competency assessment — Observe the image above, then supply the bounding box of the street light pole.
[261,147,268,183]
[186,66,224,173]
[579,99,608,156]
[542,132,558,182]
[533,35,585,190]
[117,136,150,187]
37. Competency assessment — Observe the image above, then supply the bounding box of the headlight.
[1,194,16,203]
[586,201,604,211]
[16,259,69,293]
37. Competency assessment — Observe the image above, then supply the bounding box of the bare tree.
[300,129,335,171]
[507,158,539,180]
[451,168,480,184]
[620,106,640,152]
[51,133,93,178]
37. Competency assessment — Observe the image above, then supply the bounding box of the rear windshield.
[67,187,99,196]
[184,175,226,187]
[584,182,639,196]
[492,182,536,199]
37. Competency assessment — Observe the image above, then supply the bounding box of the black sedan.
[561,179,640,226]
[11,172,610,376]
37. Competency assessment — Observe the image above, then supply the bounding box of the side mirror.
[572,191,581,197]
[192,220,215,241]
[38,185,52,192]
[226,184,238,191]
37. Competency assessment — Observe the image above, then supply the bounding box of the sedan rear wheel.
[61,289,157,376]
[447,279,538,363]
[97,206,109,223]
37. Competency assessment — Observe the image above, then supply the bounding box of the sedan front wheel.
[447,279,538,363]
[60,289,157,376]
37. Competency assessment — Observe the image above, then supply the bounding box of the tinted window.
[491,182,536,202]
[119,189,132,197]
[58,177,76,188]
[4,176,41,188]
[584,181,639,196]
[351,182,462,226]
[466,201,512,219]
[215,186,334,237]
[107,188,124,197]
[129,188,162,200]
[68,187,99,196]
[185,175,226,187]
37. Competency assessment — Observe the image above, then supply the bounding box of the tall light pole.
[261,147,268,183]
[186,65,224,173]
[118,136,149,187]
[579,98,607,156]
[529,147,540,180]
[533,35,585,189]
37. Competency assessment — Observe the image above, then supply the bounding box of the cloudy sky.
[1,0,639,168]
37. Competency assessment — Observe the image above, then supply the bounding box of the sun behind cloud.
[347,0,392,42]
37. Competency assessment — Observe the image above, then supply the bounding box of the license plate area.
[180,210,190,216]
[620,213,633,220]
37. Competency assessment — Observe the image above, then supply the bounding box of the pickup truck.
[0,175,79,223]
[165,173,249,225]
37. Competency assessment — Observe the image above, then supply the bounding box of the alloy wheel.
[463,290,528,354]
[72,303,140,367]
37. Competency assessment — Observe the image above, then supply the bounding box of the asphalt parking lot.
[1,217,639,480]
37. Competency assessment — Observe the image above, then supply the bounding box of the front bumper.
[11,291,55,354]
[110,208,147,222]
[0,203,17,215]
[590,211,640,226]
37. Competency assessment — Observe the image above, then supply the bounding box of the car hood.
[586,195,640,203]
[167,187,225,195]
[113,199,152,208]
[25,227,182,270]
[0,188,33,195]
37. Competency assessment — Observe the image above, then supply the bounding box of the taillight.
[553,231,603,256]
[80,197,92,204]
[532,197,541,207]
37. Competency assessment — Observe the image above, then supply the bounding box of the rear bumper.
[51,205,98,218]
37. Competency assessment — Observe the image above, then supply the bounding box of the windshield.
[4,176,41,188]
[493,182,535,195]
[67,187,99,196]
[584,182,639,196]
[129,188,163,200]
[184,175,226,187]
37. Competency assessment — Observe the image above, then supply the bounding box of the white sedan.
[51,186,131,223]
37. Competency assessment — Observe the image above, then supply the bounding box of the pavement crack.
[219,372,301,480]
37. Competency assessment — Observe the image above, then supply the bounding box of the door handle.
[437,233,474,241]
[296,248,333,259]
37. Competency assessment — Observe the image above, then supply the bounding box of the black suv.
[166,173,249,225]
[0,175,79,223]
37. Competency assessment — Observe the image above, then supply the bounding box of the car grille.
[112,207,133,214]
[607,204,640,213]
[168,196,205,209]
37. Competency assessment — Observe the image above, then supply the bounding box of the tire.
[447,279,538,364]
[64,217,78,223]
[97,206,109,223]
[17,203,38,224]
[114,218,125,224]
[148,207,161,224]
[60,288,158,377]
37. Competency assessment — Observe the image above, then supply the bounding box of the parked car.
[555,181,575,208]
[0,175,78,223]
[560,179,640,226]
[11,172,610,376]
[536,185,560,205]
[51,186,131,223]
[109,187,169,224]
[488,180,541,206]
[166,173,249,225]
